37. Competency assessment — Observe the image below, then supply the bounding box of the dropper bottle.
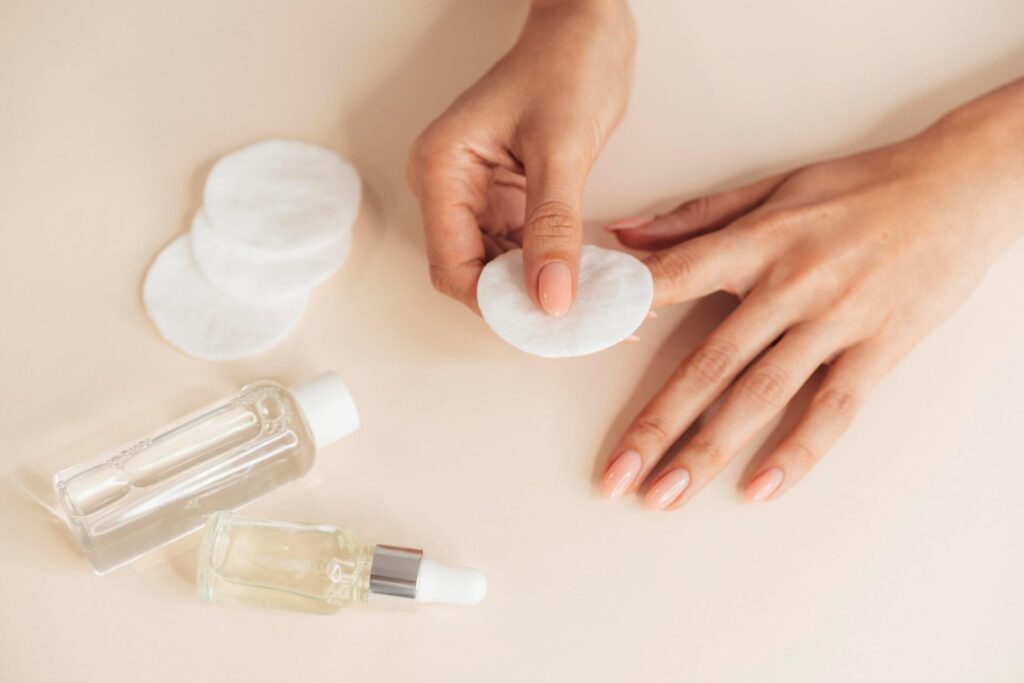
[196,512,487,613]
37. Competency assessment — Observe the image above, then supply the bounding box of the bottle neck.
[359,544,424,610]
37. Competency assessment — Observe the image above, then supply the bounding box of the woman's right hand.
[407,0,636,315]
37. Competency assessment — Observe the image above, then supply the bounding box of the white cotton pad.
[203,139,361,251]
[477,246,654,358]
[190,208,351,303]
[143,234,308,361]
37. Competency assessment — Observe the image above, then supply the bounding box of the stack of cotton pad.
[477,246,654,358]
[144,140,361,360]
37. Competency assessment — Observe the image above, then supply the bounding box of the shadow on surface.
[590,292,738,487]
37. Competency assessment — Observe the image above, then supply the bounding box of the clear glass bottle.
[197,512,487,613]
[52,373,359,574]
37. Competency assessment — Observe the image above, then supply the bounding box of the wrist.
[934,78,1024,166]
[923,80,1024,246]
[527,0,636,47]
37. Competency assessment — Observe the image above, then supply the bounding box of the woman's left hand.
[600,79,1024,509]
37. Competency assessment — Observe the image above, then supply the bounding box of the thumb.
[522,151,589,316]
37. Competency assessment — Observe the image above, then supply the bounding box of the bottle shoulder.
[236,381,317,468]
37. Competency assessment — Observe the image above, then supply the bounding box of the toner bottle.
[52,372,358,574]
[197,513,487,613]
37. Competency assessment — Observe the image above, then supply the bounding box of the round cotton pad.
[477,246,654,358]
[143,234,308,361]
[190,209,351,303]
[204,139,361,251]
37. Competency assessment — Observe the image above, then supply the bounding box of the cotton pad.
[477,246,654,358]
[143,234,308,361]
[203,139,361,251]
[190,209,351,303]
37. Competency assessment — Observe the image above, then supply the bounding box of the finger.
[414,155,490,312]
[643,226,766,307]
[610,173,791,251]
[521,146,590,317]
[743,338,900,502]
[643,323,840,510]
[599,289,796,499]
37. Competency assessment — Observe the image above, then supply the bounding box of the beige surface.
[1,1,1023,681]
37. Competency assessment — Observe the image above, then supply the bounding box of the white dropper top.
[416,559,488,606]
[290,372,360,449]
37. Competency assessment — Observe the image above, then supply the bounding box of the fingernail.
[605,214,655,231]
[746,467,784,502]
[625,335,640,344]
[600,450,642,498]
[646,310,658,320]
[538,261,573,316]
[644,468,690,510]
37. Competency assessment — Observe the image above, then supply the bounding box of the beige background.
[2,1,1023,681]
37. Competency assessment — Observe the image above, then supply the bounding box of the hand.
[600,79,1024,509]
[407,0,635,314]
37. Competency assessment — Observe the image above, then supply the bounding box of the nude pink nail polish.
[747,467,784,502]
[605,215,655,231]
[644,469,690,510]
[600,450,642,498]
[538,261,573,316]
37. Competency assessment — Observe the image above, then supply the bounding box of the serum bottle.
[52,372,359,574]
[197,512,487,613]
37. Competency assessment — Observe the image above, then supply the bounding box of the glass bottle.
[52,372,359,574]
[197,512,487,613]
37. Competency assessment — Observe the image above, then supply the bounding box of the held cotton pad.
[143,234,308,361]
[203,139,362,251]
[190,209,351,302]
[477,246,654,358]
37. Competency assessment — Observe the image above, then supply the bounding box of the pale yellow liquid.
[197,513,372,615]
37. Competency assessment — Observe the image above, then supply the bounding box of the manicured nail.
[538,261,573,316]
[625,335,641,344]
[605,214,655,231]
[600,450,642,498]
[644,468,690,510]
[646,310,658,320]
[746,467,784,502]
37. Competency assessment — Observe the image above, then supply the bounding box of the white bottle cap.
[416,559,488,606]
[290,372,360,449]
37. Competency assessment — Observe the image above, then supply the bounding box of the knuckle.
[407,133,453,193]
[646,246,698,285]
[526,200,579,241]
[740,363,791,409]
[408,132,437,168]
[684,339,738,388]
[406,137,428,192]
[409,129,454,172]
[685,437,726,470]
[787,440,818,468]
[673,195,713,226]
[428,264,455,298]
[767,256,840,307]
[816,387,861,420]
[820,287,866,327]
[745,207,801,237]
[630,413,674,444]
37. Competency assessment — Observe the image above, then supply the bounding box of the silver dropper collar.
[368,544,423,610]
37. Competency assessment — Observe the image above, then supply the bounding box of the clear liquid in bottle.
[52,373,358,574]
